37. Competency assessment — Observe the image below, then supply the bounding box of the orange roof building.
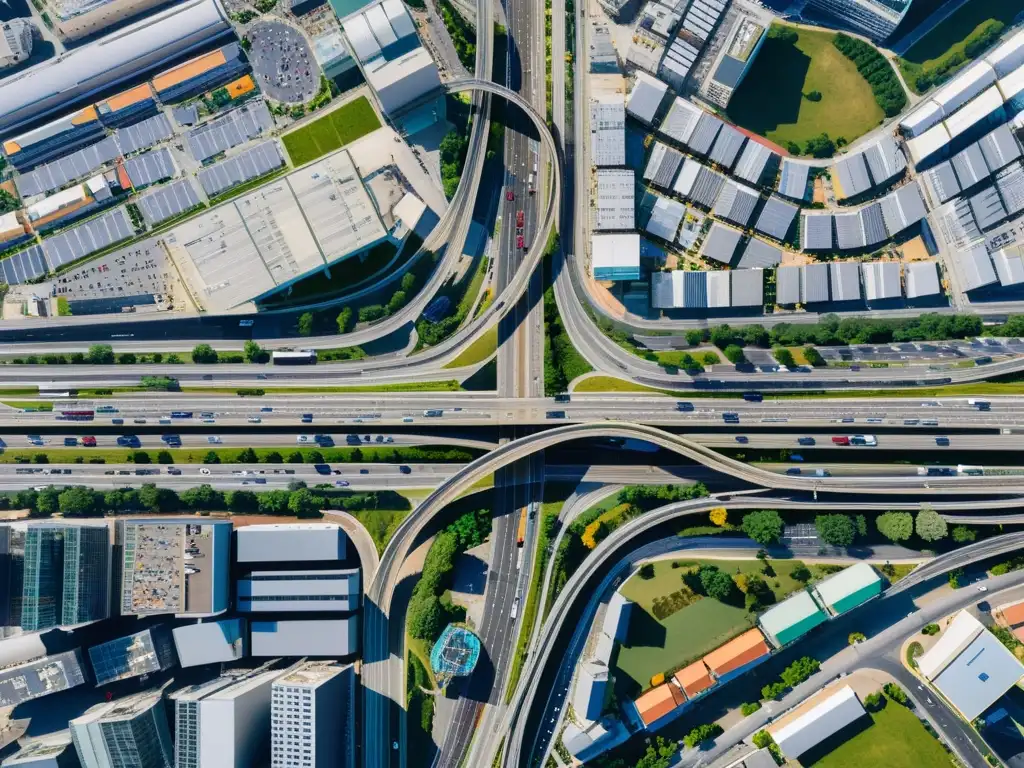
[633,682,685,727]
[674,660,715,699]
[225,75,256,99]
[1001,601,1024,628]
[149,43,248,104]
[703,628,771,678]
[152,49,228,93]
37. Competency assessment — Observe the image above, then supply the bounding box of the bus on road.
[272,350,317,365]
[516,507,528,546]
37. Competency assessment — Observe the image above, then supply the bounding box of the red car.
[516,235,525,249]
[516,210,525,228]
[831,436,850,445]
[506,189,514,201]
[82,436,97,447]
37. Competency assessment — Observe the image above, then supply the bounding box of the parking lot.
[248,20,320,104]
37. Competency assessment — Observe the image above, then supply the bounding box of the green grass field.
[727,24,883,150]
[803,699,953,767]
[282,96,381,167]
[897,0,1024,93]
[444,326,498,368]
[614,558,829,695]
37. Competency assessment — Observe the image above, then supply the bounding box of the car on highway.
[112,418,124,425]
[96,406,118,413]
[133,418,147,424]
[786,468,802,475]
[676,402,694,411]
[403,417,414,423]
[922,401,940,407]
[743,392,763,402]
[399,465,412,474]
[64,437,77,446]
[199,468,211,475]
[201,412,215,418]
[313,464,332,475]
[116,436,140,447]
[850,435,877,446]
[841,417,854,423]
[297,435,314,444]
[798,437,815,446]
[936,436,950,446]
[159,418,171,425]
[832,436,850,445]
[735,436,748,443]
[516,210,524,228]
[82,436,97,447]
[814,468,831,477]
[168,467,182,475]
[423,409,443,417]
[302,413,313,423]
[247,417,262,423]
[208,436,222,444]
[904,419,919,425]
[546,410,566,419]
[506,189,514,201]
[260,407,273,413]
[335,480,350,487]
[723,412,739,423]
[517,235,525,249]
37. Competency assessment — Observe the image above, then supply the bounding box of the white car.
[248,417,262,424]
[199,467,211,475]
[208,436,221,444]
[977,585,988,592]
[296,435,313,444]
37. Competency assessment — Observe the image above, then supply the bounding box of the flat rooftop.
[120,521,221,615]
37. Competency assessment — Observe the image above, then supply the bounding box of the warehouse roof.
[15,136,120,198]
[626,72,669,124]
[801,212,832,250]
[994,246,1024,286]
[138,179,202,226]
[595,169,635,230]
[701,221,742,265]
[0,0,232,135]
[860,202,888,246]
[771,685,866,759]
[830,261,862,302]
[754,194,798,241]
[834,211,865,250]
[123,147,177,189]
[651,271,710,309]
[172,618,247,667]
[708,123,745,169]
[737,237,781,269]
[590,100,626,167]
[904,261,942,298]
[760,591,823,639]
[996,162,1024,217]
[863,135,906,185]
[733,140,773,185]
[643,142,684,189]
[969,185,1007,230]
[187,101,273,162]
[43,206,134,270]
[633,682,684,726]
[880,181,927,236]
[945,85,1004,141]
[703,628,770,677]
[834,152,872,199]
[777,159,810,201]
[951,142,989,189]
[251,617,359,657]
[900,98,943,137]
[985,28,1024,77]
[592,233,641,279]
[907,122,952,167]
[677,162,726,209]
[978,124,1022,172]
[151,46,229,93]
[197,140,284,198]
[730,268,764,307]
[688,112,723,156]
[921,162,960,204]
[801,263,829,303]
[674,660,715,698]
[660,96,702,145]
[645,196,686,241]
[933,60,998,115]
[814,562,880,609]
[776,264,800,304]
[713,180,759,226]
[955,244,998,292]
[707,270,730,308]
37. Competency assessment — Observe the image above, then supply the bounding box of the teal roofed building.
[758,591,827,648]
[813,562,882,617]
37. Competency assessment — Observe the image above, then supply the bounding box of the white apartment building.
[271,663,355,768]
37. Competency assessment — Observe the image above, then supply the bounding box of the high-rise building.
[117,520,231,618]
[0,20,34,70]
[170,668,284,768]
[0,523,110,632]
[88,625,176,687]
[270,662,355,768]
[69,689,174,768]
[0,649,86,707]
[805,0,911,42]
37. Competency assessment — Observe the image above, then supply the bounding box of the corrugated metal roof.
[595,169,635,230]
[944,85,1004,140]
[996,162,1024,215]
[814,563,880,608]
[673,157,701,198]
[197,140,284,197]
[0,244,49,285]
[731,268,763,306]
[733,140,773,185]
[956,244,998,291]
[590,101,626,167]
[969,184,1008,230]
[777,159,810,201]
[860,202,887,246]
[801,212,832,250]
[932,60,998,115]
[707,270,730,307]
[643,142,684,188]
[687,112,723,155]
[830,261,862,301]
[708,123,745,169]
[863,135,906,185]
[250,618,358,656]
[737,237,781,269]
[759,591,823,640]
[701,221,742,264]
[834,211,865,250]
[688,166,727,208]
[904,261,941,298]
[659,97,702,145]
[626,71,669,124]
[994,247,1024,286]
[343,14,382,61]
[801,263,829,303]
[115,113,174,156]
[138,179,202,226]
[754,194,798,241]
[123,147,177,189]
[834,152,872,199]
[900,98,943,137]
[776,265,800,304]
[986,28,1024,77]
[713,180,759,226]
[921,162,960,205]
[187,101,272,163]
[879,181,928,237]
[907,122,952,167]
[978,123,1022,172]
[772,686,866,759]
[951,143,989,189]
[42,207,134,269]
[645,195,686,241]
[861,261,901,301]
[15,137,120,198]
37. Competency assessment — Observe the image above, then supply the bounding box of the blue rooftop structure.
[430,625,481,687]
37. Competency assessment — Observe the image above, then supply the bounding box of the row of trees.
[909,20,1004,92]
[406,508,491,643]
[833,33,907,117]
[1,483,406,519]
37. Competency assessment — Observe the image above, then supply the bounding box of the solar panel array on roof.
[198,140,284,197]
[951,143,988,189]
[777,159,810,201]
[713,180,759,226]
[138,179,202,226]
[861,202,887,246]
[659,37,699,89]
[996,162,1024,216]
[42,208,134,269]
[776,265,799,304]
[863,136,906,185]
[738,237,781,269]
[802,263,829,303]
[115,114,173,156]
[122,148,177,190]
[920,162,960,205]
[978,124,1022,172]
[969,185,1008,230]
[682,0,724,40]
[880,181,928,236]
[701,222,742,265]
[830,261,861,301]
[187,101,272,163]
[0,244,49,285]
[835,211,865,250]
[801,213,832,250]
[643,142,684,189]
[651,270,710,308]
[688,113,723,156]
[15,137,120,198]
[659,97,702,145]
[754,195,798,241]
[709,124,745,170]
[680,164,726,208]
[904,261,941,298]
[731,268,763,306]
[861,261,901,301]
[834,152,871,199]
[734,141,774,186]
